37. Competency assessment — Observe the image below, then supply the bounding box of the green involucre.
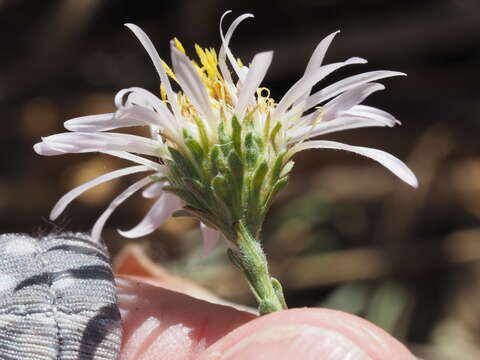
[163,115,293,243]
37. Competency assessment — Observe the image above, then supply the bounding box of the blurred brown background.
[1,0,480,358]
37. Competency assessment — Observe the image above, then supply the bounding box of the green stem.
[233,221,287,315]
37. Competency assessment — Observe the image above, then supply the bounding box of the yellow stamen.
[173,38,186,54]
[257,87,270,99]
[161,60,177,82]
[312,106,324,125]
[160,84,167,102]
[155,40,277,128]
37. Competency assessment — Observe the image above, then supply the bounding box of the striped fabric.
[0,233,121,359]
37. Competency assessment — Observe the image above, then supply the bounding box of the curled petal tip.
[351,56,368,64]
[33,141,64,156]
[33,143,42,154]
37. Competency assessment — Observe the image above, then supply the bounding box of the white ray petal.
[274,57,367,119]
[345,105,400,125]
[50,165,151,221]
[115,87,153,109]
[294,102,397,134]
[118,193,182,238]
[323,83,385,121]
[33,142,66,156]
[142,182,165,199]
[305,71,406,110]
[124,23,182,120]
[116,105,176,136]
[235,51,273,119]
[118,87,178,122]
[116,87,182,138]
[288,116,390,143]
[64,113,140,132]
[170,45,214,122]
[200,222,221,256]
[117,87,159,109]
[304,31,340,74]
[41,132,160,156]
[218,11,235,86]
[91,176,153,241]
[294,31,340,108]
[219,12,254,84]
[102,151,164,170]
[287,140,418,187]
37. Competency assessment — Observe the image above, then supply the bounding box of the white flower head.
[34,11,417,250]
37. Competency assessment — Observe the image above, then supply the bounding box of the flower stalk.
[231,221,287,314]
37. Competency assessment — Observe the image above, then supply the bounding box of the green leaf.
[254,133,265,153]
[262,177,289,216]
[174,206,227,233]
[251,161,268,197]
[244,132,258,168]
[209,145,221,175]
[211,174,230,202]
[270,121,282,149]
[171,209,195,218]
[211,174,235,224]
[227,150,244,191]
[231,115,242,155]
[246,161,269,228]
[148,175,167,182]
[227,248,242,269]
[168,147,199,180]
[183,177,206,199]
[162,185,203,209]
[218,122,230,155]
[280,160,295,178]
[269,150,286,185]
[270,177,289,199]
[193,115,210,152]
[184,135,204,164]
[271,277,288,309]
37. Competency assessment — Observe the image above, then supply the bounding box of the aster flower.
[34,11,417,314]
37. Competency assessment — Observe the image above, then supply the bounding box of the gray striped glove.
[0,233,122,360]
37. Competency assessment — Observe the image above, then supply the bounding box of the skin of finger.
[116,276,256,360]
[198,308,416,360]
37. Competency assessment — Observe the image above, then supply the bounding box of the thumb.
[198,308,416,360]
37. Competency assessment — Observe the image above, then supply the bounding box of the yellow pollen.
[173,38,186,54]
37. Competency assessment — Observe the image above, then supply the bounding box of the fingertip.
[199,308,416,360]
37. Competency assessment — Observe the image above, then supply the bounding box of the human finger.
[116,276,256,360]
[198,307,416,360]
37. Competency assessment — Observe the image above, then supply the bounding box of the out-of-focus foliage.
[1,1,479,358]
